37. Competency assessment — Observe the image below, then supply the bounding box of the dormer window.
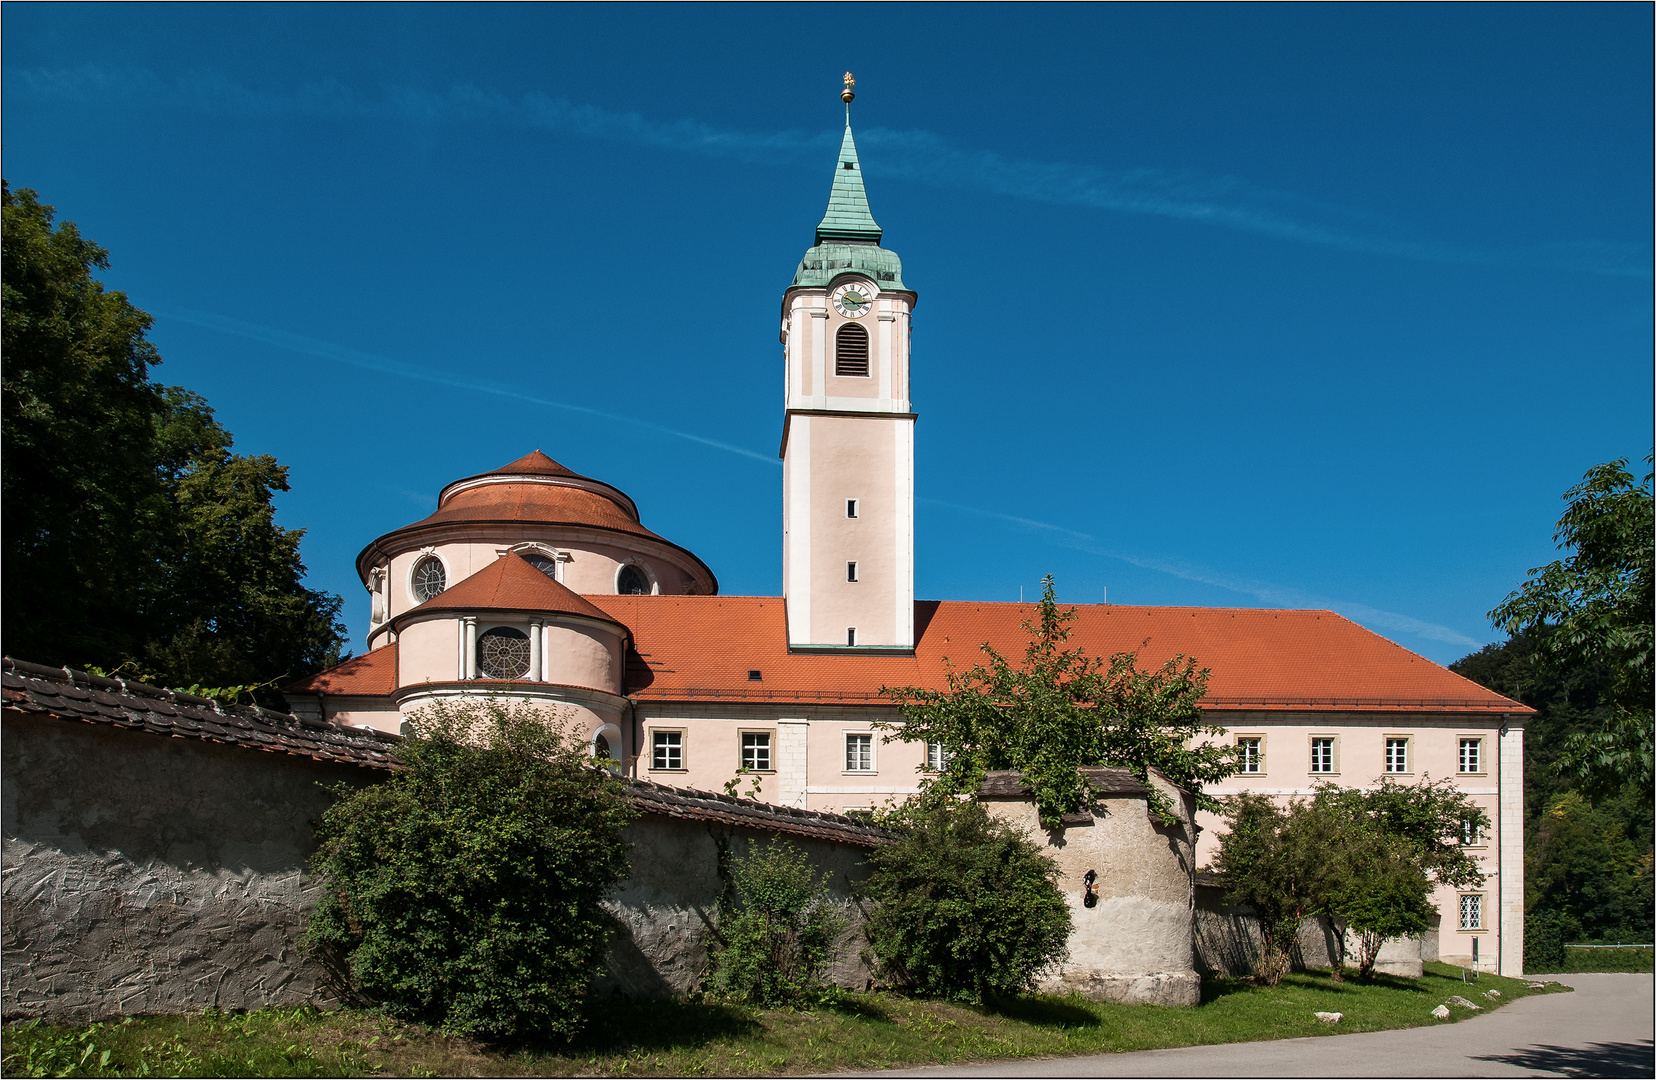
[617,565,650,595]
[524,554,559,580]
[835,324,869,377]
[411,555,446,601]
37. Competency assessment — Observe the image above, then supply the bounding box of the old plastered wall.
[3,708,879,1019]
[2,712,376,1020]
[981,769,1201,1007]
[1192,884,1425,978]
[598,815,874,997]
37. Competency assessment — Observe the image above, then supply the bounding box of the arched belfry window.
[617,565,650,595]
[835,323,869,377]
[411,555,446,601]
[477,627,531,679]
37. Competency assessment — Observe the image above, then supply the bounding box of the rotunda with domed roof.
[286,450,716,760]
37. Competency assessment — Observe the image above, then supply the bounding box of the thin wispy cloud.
[154,303,1471,647]
[150,305,779,465]
[920,496,1485,649]
[11,66,1648,279]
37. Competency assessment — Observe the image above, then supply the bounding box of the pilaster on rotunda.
[356,450,717,650]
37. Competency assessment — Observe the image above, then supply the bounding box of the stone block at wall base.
[1038,969,1202,1007]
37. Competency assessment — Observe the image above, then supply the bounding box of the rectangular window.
[741,731,772,772]
[1385,737,1410,774]
[1461,818,1483,847]
[845,733,873,772]
[846,498,859,518]
[1310,737,1336,774]
[847,561,859,582]
[651,730,683,771]
[1459,738,1482,774]
[1237,737,1262,774]
[846,627,857,646]
[926,741,951,771]
[1459,893,1483,931]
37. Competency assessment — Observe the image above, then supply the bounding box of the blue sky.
[5,4,1650,665]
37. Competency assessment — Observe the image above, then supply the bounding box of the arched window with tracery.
[477,626,531,679]
[835,323,869,377]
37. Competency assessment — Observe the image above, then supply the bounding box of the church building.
[286,82,1531,977]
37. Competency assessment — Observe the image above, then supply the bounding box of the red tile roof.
[286,644,399,695]
[482,449,588,480]
[358,451,716,590]
[403,551,622,625]
[291,595,1528,715]
[588,597,1528,714]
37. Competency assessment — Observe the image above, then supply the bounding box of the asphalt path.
[835,973,1654,1078]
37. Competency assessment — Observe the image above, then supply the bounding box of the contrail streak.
[11,66,1649,279]
[919,497,1484,648]
[149,305,780,465]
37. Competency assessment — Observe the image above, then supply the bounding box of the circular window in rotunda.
[411,555,446,601]
[617,565,650,595]
[477,627,531,680]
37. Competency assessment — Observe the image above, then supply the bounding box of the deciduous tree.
[880,577,1237,828]
[1,184,346,695]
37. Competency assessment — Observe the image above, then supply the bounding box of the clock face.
[832,282,874,319]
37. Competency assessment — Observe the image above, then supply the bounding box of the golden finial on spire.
[841,71,856,104]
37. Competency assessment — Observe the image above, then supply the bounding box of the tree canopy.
[1,183,346,696]
[879,577,1238,828]
[1488,455,1653,798]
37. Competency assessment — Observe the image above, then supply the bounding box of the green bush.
[705,838,849,1005]
[1560,946,1654,972]
[858,801,1071,1001]
[302,699,634,1041]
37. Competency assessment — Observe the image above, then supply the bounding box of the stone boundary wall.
[2,661,886,1021]
[1193,880,1425,978]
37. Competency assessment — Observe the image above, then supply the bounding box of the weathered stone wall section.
[599,815,872,997]
[980,768,1202,1007]
[2,713,376,1020]
[1193,884,1425,978]
[3,706,880,1019]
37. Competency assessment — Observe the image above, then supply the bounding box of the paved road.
[839,973,1654,1078]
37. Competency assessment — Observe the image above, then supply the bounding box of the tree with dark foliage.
[1,184,346,697]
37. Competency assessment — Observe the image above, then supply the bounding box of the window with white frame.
[1461,817,1483,847]
[1459,893,1483,930]
[741,731,772,772]
[925,741,951,771]
[1310,736,1336,774]
[845,733,873,772]
[1459,738,1482,774]
[1237,737,1263,774]
[652,730,683,771]
[1385,737,1410,773]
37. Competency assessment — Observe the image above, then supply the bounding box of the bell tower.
[780,74,917,651]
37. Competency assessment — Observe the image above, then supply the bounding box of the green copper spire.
[814,123,883,245]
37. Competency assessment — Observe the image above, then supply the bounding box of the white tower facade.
[780,101,917,651]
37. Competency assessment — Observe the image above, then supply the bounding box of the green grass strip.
[1,964,1569,1078]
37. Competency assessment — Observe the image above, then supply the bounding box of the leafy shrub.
[303,699,634,1041]
[858,801,1071,1001]
[705,838,848,1004]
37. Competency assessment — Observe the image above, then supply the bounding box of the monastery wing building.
[287,89,1532,976]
